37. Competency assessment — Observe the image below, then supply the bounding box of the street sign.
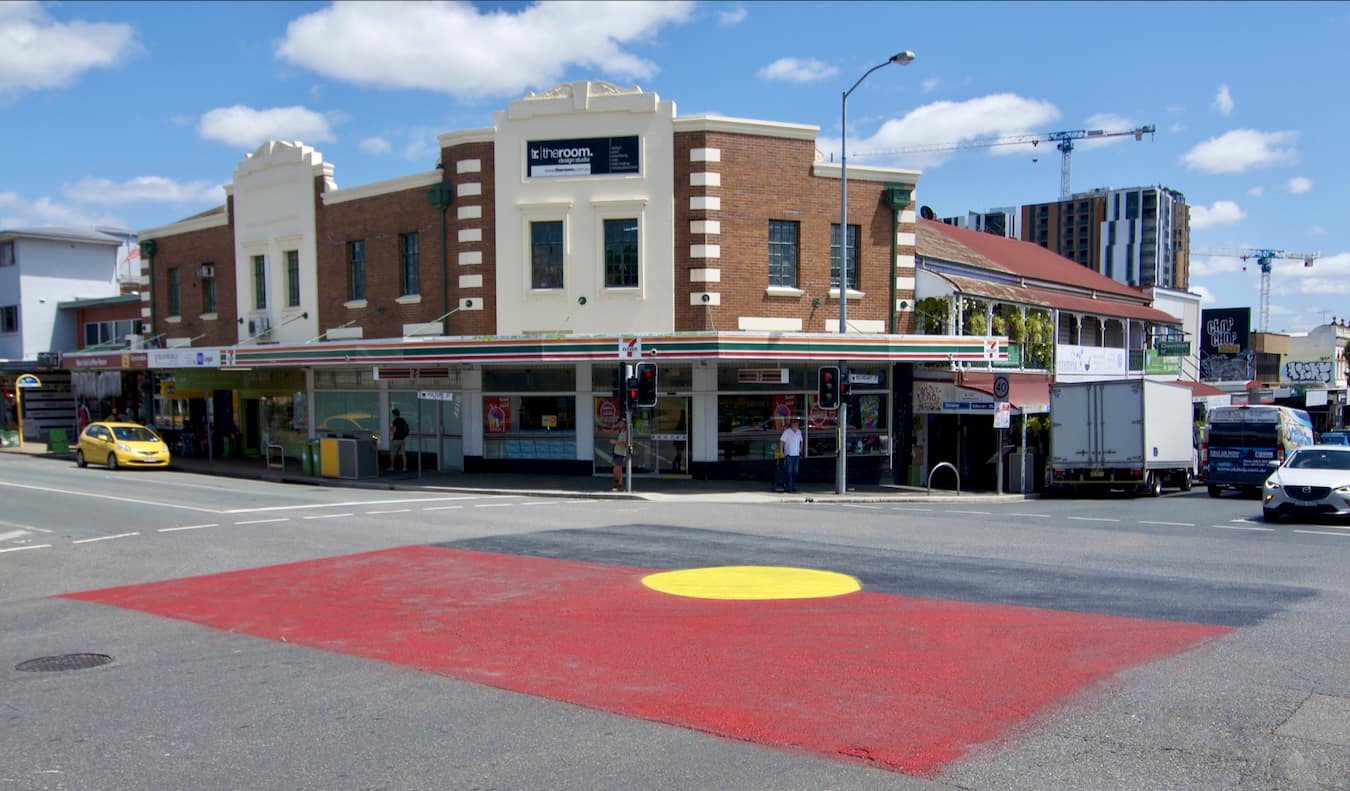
[417,390,455,401]
[994,401,1012,428]
[993,374,1010,400]
[1156,341,1191,356]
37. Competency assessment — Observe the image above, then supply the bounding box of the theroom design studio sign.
[527,136,639,178]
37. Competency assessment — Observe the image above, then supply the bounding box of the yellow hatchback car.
[75,421,171,470]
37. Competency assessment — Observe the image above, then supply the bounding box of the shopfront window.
[314,391,379,439]
[483,394,576,460]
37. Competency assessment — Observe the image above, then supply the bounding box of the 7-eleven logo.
[619,337,642,360]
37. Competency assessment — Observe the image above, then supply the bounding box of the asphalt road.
[2,453,1348,790]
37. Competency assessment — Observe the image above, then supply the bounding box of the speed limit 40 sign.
[993,374,1010,400]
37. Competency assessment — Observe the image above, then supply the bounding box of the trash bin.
[47,428,69,453]
[302,439,319,476]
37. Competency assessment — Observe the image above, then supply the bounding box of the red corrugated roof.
[917,219,1151,301]
[935,272,1180,324]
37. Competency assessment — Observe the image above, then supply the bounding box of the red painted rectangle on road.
[63,546,1231,775]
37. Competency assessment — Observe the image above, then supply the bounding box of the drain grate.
[16,653,113,672]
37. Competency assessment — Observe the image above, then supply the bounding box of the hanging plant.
[1024,310,1054,369]
[915,297,949,335]
[991,314,1007,336]
[1005,311,1025,342]
[961,298,988,336]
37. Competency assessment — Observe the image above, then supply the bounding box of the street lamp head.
[889,50,916,65]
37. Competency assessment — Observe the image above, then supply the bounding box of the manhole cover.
[15,653,113,672]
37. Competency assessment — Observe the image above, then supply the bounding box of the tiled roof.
[934,272,1179,324]
[916,218,1148,301]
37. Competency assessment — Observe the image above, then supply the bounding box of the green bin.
[47,428,69,453]
[304,440,320,476]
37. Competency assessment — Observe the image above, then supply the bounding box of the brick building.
[123,81,1007,484]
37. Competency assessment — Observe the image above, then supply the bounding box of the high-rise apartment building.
[1019,186,1189,290]
[938,207,1019,238]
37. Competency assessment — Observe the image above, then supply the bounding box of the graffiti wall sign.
[1284,360,1333,384]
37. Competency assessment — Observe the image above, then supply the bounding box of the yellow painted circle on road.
[641,566,861,600]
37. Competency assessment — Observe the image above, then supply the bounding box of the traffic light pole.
[624,405,633,494]
[836,370,847,494]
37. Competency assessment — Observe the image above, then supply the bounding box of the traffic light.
[625,369,640,410]
[838,364,851,401]
[636,362,658,408]
[817,366,840,409]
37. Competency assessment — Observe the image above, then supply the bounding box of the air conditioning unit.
[247,316,272,336]
[197,264,215,278]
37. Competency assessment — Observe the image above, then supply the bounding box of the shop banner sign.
[485,397,511,433]
[527,136,639,178]
[1054,344,1127,381]
[149,348,221,368]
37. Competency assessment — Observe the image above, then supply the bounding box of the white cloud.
[921,77,939,94]
[1181,129,1298,174]
[61,176,224,206]
[198,105,337,148]
[0,190,123,228]
[1247,186,1263,198]
[359,136,392,155]
[1286,176,1312,194]
[757,57,838,83]
[717,5,747,25]
[1168,122,1185,134]
[1189,200,1245,230]
[1190,285,1217,305]
[1073,113,1151,150]
[0,1,137,96]
[277,1,693,100]
[833,93,1061,166]
[1212,84,1234,116]
[1188,253,1246,277]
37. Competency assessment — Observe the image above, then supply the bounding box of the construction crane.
[857,124,1156,200]
[1192,248,1320,332]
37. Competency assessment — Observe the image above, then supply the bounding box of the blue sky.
[3,1,1347,334]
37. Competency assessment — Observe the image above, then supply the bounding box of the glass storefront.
[483,366,577,460]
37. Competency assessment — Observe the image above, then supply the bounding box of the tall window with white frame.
[201,263,216,314]
[399,232,420,296]
[252,254,267,309]
[768,219,799,288]
[830,223,860,290]
[286,250,300,307]
[348,240,365,301]
[168,267,181,316]
[531,221,563,289]
[603,219,639,288]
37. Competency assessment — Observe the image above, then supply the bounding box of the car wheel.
[106,452,118,471]
[1207,485,1222,498]
[75,449,86,468]
[1142,472,1162,498]
[1180,471,1193,492]
[1262,508,1281,523]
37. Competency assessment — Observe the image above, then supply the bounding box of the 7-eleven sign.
[618,336,642,360]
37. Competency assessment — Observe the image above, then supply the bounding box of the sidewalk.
[2,442,1032,505]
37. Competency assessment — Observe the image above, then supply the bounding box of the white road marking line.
[223,496,482,514]
[1212,524,1273,532]
[0,480,219,513]
[423,505,464,511]
[520,501,559,507]
[0,530,32,541]
[365,509,412,515]
[234,518,289,525]
[1005,513,1052,518]
[890,507,933,512]
[73,532,140,544]
[1068,516,1120,522]
[843,504,881,510]
[303,513,354,520]
[951,510,991,515]
[0,544,51,553]
[1140,520,1195,527]
[1293,529,1350,537]
[474,503,513,508]
[158,524,218,532]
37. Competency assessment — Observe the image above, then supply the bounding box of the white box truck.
[1048,379,1196,497]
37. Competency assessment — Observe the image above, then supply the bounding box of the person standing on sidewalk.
[779,417,803,493]
[388,409,410,472]
[611,417,629,491]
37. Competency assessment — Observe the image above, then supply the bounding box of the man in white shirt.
[779,417,803,493]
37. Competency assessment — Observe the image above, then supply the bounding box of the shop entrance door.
[635,397,690,476]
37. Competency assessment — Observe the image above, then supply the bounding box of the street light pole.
[837,50,914,495]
